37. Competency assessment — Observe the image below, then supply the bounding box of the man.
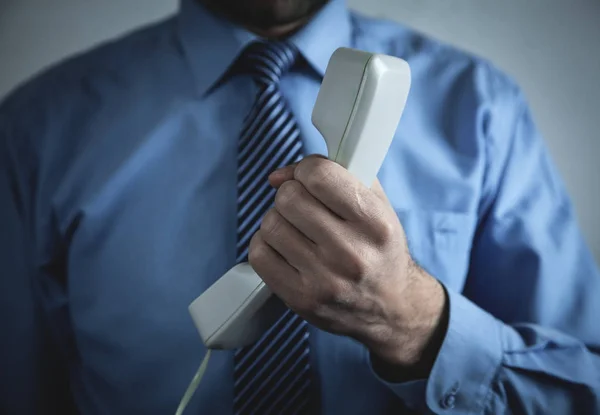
[1,0,599,413]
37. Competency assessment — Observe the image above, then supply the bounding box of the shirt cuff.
[367,283,505,412]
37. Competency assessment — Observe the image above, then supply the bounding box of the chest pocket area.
[394,209,476,290]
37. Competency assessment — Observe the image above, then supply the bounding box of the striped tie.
[232,41,314,415]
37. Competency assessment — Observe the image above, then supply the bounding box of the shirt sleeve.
[368,71,600,413]
[0,105,75,414]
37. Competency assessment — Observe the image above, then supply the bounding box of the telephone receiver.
[188,47,411,350]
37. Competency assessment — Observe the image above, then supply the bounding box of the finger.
[268,154,327,188]
[248,231,298,299]
[274,179,348,246]
[294,156,381,222]
[268,164,296,188]
[260,208,317,272]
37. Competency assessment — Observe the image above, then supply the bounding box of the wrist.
[370,265,449,381]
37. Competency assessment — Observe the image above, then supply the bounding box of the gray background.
[1,0,599,262]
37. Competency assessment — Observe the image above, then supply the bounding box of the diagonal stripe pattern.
[232,40,313,415]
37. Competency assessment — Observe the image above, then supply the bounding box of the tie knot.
[236,40,299,87]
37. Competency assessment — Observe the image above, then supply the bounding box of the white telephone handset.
[188,47,411,350]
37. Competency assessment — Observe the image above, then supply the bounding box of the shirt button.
[441,393,456,409]
[439,381,460,410]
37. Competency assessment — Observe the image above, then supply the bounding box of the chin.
[206,0,330,28]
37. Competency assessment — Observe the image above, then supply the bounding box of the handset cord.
[174,349,212,415]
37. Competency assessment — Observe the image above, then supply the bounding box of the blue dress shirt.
[1,0,599,414]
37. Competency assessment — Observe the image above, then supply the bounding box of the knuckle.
[275,180,301,211]
[343,252,367,280]
[260,209,280,237]
[248,233,267,265]
[329,240,366,280]
[374,218,396,245]
[297,157,331,192]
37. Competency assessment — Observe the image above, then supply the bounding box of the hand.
[248,155,448,379]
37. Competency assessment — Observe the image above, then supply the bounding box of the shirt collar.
[177,0,353,95]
